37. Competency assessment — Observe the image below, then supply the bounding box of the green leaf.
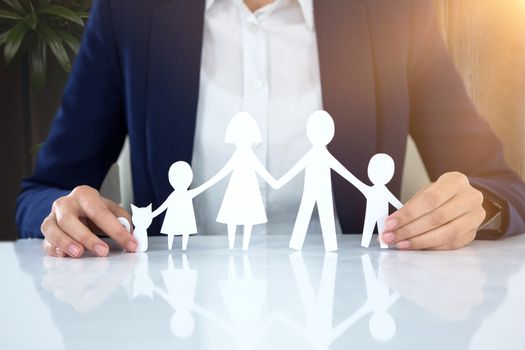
[77,11,90,19]
[23,12,37,30]
[0,30,8,45]
[30,40,47,90]
[39,5,84,27]
[57,29,80,54]
[38,22,71,72]
[0,9,22,20]
[2,0,24,14]
[3,22,29,65]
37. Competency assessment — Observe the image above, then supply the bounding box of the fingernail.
[396,240,411,250]
[382,232,396,244]
[126,240,137,252]
[94,244,109,257]
[68,244,81,257]
[385,218,398,231]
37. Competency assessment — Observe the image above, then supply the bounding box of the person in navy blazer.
[16,0,525,258]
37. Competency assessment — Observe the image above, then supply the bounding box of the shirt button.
[247,22,259,33]
[251,78,264,90]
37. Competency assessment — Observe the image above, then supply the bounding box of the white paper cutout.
[151,161,214,251]
[124,110,403,252]
[117,216,131,232]
[276,111,368,252]
[352,154,404,248]
[130,205,152,252]
[192,112,278,250]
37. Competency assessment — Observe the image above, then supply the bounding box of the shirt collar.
[205,0,314,29]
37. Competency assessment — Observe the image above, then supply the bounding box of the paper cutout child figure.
[198,112,278,250]
[349,154,404,248]
[152,161,213,251]
[276,110,366,252]
[129,205,151,252]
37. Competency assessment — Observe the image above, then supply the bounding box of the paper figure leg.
[361,215,376,248]
[317,197,338,252]
[289,194,316,251]
[227,224,236,250]
[182,233,189,251]
[376,218,389,249]
[168,234,174,250]
[242,225,253,251]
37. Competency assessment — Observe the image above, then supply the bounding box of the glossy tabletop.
[1,234,525,350]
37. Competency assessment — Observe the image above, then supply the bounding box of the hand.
[381,172,486,250]
[41,185,137,258]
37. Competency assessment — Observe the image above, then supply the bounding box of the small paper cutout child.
[152,161,214,250]
[345,154,404,248]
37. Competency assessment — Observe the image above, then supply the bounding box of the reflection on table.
[5,234,525,350]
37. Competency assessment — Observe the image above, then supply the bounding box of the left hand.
[381,172,486,250]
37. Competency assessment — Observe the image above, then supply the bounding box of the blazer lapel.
[315,0,378,232]
[146,0,206,202]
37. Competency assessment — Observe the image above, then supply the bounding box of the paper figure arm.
[152,194,172,218]
[386,190,404,210]
[329,154,369,195]
[275,154,308,189]
[188,157,235,198]
[253,156,279,189]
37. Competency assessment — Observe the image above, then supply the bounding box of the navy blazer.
[16,0,525,238]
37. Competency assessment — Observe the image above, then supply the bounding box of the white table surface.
[1,234,525,350]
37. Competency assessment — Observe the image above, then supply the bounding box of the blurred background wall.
[434,0,525,176]
[1,0,524,240]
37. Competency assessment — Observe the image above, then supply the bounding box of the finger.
[78,195,137,251]
[42,238,65,257]
[395,210,483,250]
[384,192,473,244]
[102,199,133,231]
[55,212,110,257]
[41,214,84,258]
[386,172,469,231]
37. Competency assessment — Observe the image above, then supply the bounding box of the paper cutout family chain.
[119,111,403,252]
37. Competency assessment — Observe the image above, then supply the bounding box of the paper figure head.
[131,204,153,228]
[368,153,395,185]
[369,312,396,341]
[168,161,193,190]
[224,111,262,146]
[170,310,195,338]
[306,110,335,146]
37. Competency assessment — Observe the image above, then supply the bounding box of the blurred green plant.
[0,0,89,89]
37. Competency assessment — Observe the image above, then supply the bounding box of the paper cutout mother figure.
[201,112,278,250]
[276,111,365,252]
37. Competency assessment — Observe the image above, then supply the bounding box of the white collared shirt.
[191,0,327,235]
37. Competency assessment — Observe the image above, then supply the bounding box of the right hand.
[41,185,137,258]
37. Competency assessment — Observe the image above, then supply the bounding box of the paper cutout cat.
[130,204,152,252]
